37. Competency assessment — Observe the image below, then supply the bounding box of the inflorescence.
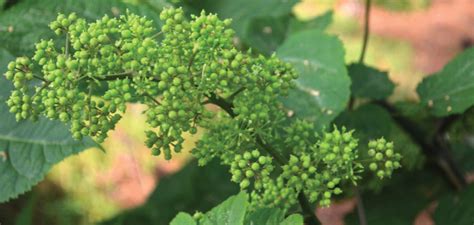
[4,7,401,210]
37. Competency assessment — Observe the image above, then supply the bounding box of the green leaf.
[348,63,395,99]
[0,0,163,56]
[277,29,350,128]
[287,10,333,34]
[434,184,474,225]
[200,192,247,225]
[244,11,334,55]
[335,104,424,170]
[101,160,239,225]
[345,170,447,225]
[169,193,304,225]
[417,47,474,116]
[245,208,285,225]
[280,214,304,225]
[245,16,290,55]
[170,213,196,225]
[0,49,96,203]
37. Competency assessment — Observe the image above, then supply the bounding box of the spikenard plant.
[1,0,474,224]
[3,7,402,224]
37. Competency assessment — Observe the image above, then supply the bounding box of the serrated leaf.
[280,214,304,225]
[200,192,247,225]
[348,63,395,99]
[170,213,196,225]
[101,160,238,225]
[0,0,163,56]
[434,184,474,225]
[417,47,474,116]
[245,208,285,225]
[277,29,350,128]
[0,49,96,203]
[335,104,424,170]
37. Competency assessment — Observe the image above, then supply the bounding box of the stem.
[298,193,320,225]
[355,188,368,225]
[33,74,47,82]
[228,87,246,101]
[144,92,161,105]
[101,71,134,80]
[255,135,286,164]
[351,1,371,222]
[359,0,371,63]
[151,31,163,39]
[206,93,320,225]
[65,33,70,58]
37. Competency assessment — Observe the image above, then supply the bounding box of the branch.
[376,101,467,190]
[359,0,371,63]
[143,92,161,105]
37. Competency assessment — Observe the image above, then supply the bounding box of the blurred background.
[0,0,473,224]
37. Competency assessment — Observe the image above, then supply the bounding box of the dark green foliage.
[345,170,447,225]
[434,184,474,225]
[170,193,304,225]
[335,104,424,171]
[181,0,298,54]
[348,63,395,99]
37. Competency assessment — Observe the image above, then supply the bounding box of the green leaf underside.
[0,49,95,203]
[348,63,395,99]
[417,47,474,116]
[277,29,350,129]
